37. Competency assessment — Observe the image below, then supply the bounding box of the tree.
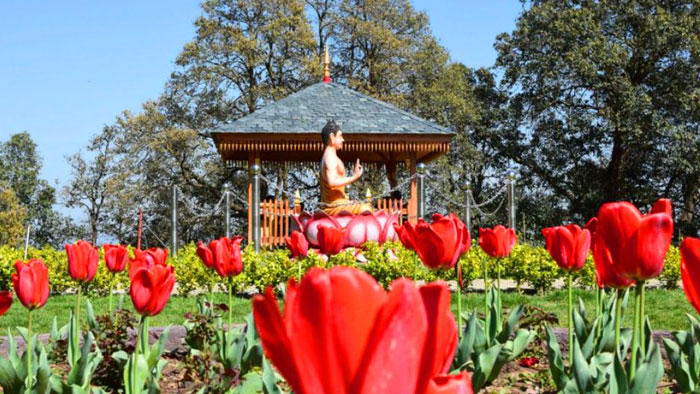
[63,126,118,244]
[0,183,27,247]
[164,0,319,130]
[495,0,700,232]
[0,132,79,247]
[333,0,432,101]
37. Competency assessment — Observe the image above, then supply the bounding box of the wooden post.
[247,152,256,244]
[409,152,418,223]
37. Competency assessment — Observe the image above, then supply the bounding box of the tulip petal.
[253,287,303,393]
[426,372,474,394]
[416,283,458,393]
[626,213,673,280]
[353,279,427,393]
[681,238,700,315]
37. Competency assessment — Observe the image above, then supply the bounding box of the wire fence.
[157,168,516,251]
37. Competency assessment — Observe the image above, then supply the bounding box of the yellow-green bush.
[660,245,681,289]
[0,241,683,295]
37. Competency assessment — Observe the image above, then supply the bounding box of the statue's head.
[321,120,343,150]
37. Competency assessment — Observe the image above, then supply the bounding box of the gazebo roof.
[211,82,453,165]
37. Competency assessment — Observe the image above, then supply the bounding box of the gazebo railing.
[259,197,411,247]
[261,199,291,246]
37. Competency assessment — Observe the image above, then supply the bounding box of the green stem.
[630,283,642,381]
[615,289,622,356]
[457,259,463,341]
[483,258,489,316]
[138,315,149,356]
[639,281,646,357]
[497,258,501,294]
[27,309,33,388]
[594,285,599,320]
[75,285,82,335]
[228,277,233,332]
[114,282,120,327]
[568,273,573,365]
[109,277,114,317]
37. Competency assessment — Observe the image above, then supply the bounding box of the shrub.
[0,240,683,295]
[660,245,681,289]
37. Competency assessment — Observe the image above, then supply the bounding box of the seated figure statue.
[319,120,373,215]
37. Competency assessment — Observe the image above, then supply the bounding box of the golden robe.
[320,162,373,215]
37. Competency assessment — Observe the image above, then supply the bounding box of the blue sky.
[0,1,522,218]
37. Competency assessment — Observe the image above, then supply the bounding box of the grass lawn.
[0,288,695,334]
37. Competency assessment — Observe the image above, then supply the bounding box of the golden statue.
[319,120,373,215]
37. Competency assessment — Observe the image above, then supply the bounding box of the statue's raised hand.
[353,158,364,178]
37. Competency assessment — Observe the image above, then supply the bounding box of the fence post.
[417,163,425,219]
[464,180,471,233]
[171,184,178,256]
[251,164,261,253]
[506,171,517,233]
[225,188,231,238]
[137,209,143,250]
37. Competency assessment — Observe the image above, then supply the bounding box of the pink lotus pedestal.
[292,210,399,249]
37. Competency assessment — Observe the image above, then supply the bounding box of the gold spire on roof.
[323,45,331,83]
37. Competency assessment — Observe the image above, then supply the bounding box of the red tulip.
[317,225,346,255]
[680,237,700,315]
[196,241,214,269]
[542,224,591,272]
[252,267,459,394]
[129,248,168,279]
[103,244,128,273]
[65,240,99,283]
[210,236,244,278]
[426,372,474,394]
[594,199,673,281]
[586,217,634,289]
[285,230,309,258]
[394,223,415,251]
[12,259,49,310]
[478,225,517,258]
[0,291,12,316]
[394,214,470,269]
[130,263,176,316]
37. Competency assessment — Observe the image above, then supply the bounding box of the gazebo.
[210,56,454,248]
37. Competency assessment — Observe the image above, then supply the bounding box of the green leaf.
[262,357,282,394]
[471,343,504,392]
[662,337,695,393]
[497,304,524,343]
[629,342,664,394]
[545,325,568,390]
[571,337,593,393]
[609,352,628,394]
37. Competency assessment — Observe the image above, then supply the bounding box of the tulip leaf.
[571,337,594,393]
[86,299,97,330]
[663,337,694,393]
[0,357,22,394]
[471,343,504,392]
[545,325,568,390]
[497,304,524,343]
[629,342,663,394]
[262,357,282,394]
[608,351,628,394]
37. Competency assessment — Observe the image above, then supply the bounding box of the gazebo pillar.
[408,152,417,223]
[247,152,261,251]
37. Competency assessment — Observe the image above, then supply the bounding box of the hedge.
[0,241,682,296]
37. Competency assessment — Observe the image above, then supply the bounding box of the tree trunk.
[679,172,699,238]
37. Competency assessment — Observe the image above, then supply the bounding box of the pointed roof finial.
[323,45,331,83]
